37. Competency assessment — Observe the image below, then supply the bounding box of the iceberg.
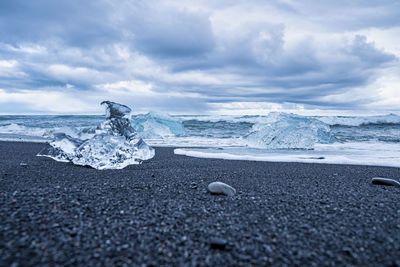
[131,112,185,138]
[38,101,155,169]
[246,113,334,149]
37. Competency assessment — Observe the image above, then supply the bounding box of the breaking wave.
[317,113,400,126]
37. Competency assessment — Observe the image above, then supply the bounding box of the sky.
[0,0,399,115]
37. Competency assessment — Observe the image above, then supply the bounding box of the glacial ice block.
[38,101,155,169]
[131,112,185,138]
[246,113,334,149]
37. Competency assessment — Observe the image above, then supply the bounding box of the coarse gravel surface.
[0,141,399,266]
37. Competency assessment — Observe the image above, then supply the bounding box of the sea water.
[1,112,400,167]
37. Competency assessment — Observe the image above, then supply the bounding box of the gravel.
[0,141,399,266]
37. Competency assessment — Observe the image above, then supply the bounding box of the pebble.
[172,211,186,218]
[19,162,28,167]
[208,182,236,196]
[371,177,400,187]
[209,237,227,249]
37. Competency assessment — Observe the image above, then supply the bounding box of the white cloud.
[46,64,105,83]
[0,60,27,78]
[0,88,101,113]
[97,80,154,95]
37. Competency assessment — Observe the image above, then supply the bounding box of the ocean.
[1,112,400,168]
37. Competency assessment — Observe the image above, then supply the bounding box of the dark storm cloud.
[0,0,119,47]
[126,4,215,57]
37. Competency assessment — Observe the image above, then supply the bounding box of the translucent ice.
[39,132,85,162]
[131,112,185,138]
[246,113,334,149]
[38,101,154,169]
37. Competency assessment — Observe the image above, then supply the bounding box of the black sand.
[0,141,399,266]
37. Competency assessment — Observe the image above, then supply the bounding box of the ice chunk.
[72,134,154,170]
[38,132,85,162]
[246,113,334,149]
[38,101,154,169]
[98,101,138,140]
[131,112,185,138]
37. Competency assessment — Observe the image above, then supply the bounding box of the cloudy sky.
[0,0,399,115]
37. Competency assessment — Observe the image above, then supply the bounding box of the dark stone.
[371,177,400,187]
[209,237,227,250]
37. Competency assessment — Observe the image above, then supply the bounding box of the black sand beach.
[0,141,399,266]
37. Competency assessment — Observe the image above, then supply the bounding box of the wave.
[245,113,335,149]
[177,113,400,127]
[0,123,48,136]
[177,115,265,124]
[174,141,400,168]
[0,123,97,141]
[1,112,399,147]
[316,113,400,126]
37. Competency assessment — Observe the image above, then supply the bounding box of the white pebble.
[208,182,236,196]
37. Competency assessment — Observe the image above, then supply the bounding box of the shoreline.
[1,141,399,265]
[2,139,400,169]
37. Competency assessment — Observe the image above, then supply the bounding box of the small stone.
[208,182,236,196]
[209,237,227,249]
[19,162,28,167]
[190,182,197,189]
[371,177,400,187]
[172,211,186,218]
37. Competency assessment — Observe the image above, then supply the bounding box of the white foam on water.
[144,136,247,147]
[177,113,400,126]
[0,123,48,136]
[174,141,400,168]
[317,113,400,126]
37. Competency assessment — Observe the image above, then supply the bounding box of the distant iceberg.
[38,101,155,169]
[131,112,185,138]
[246,112,334,149]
